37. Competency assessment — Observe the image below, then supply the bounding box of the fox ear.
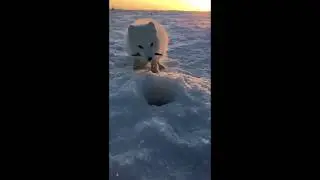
[128,25,135,34]
[147,22,156,32]
[148,22,155,27]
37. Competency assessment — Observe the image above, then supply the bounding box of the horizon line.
[109,8,210,13]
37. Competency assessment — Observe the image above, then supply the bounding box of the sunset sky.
[110,0,211,12]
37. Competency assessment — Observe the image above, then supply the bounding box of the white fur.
[125,18,169,71]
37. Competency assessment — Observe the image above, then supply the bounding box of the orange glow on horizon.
[110,0,211,12]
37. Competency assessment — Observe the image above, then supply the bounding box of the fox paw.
[158,63,166,71]
[151,63,159,73]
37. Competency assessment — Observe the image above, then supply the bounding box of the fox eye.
[138,45,144,49]
[150,42,154,47]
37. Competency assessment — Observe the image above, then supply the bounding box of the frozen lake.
[109,10,211,180]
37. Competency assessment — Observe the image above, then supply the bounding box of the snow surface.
[109,10,211,180]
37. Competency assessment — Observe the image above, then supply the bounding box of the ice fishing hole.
[140,74,178,106]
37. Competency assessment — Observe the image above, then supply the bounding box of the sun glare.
[110,0,211,12]
[186,0,211,11]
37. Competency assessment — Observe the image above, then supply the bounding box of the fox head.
[128,22,162,61]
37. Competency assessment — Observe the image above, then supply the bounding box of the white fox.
[125,18,169,73]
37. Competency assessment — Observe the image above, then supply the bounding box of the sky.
[110,0,211,12]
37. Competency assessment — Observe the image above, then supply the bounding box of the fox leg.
[157,62,165,71]
[150,59,159,73]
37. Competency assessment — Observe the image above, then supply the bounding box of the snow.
[109,10,211,180]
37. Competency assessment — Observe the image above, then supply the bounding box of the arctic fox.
[125,18,169,73]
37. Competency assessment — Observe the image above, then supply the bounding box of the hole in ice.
[139,74,178,106]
